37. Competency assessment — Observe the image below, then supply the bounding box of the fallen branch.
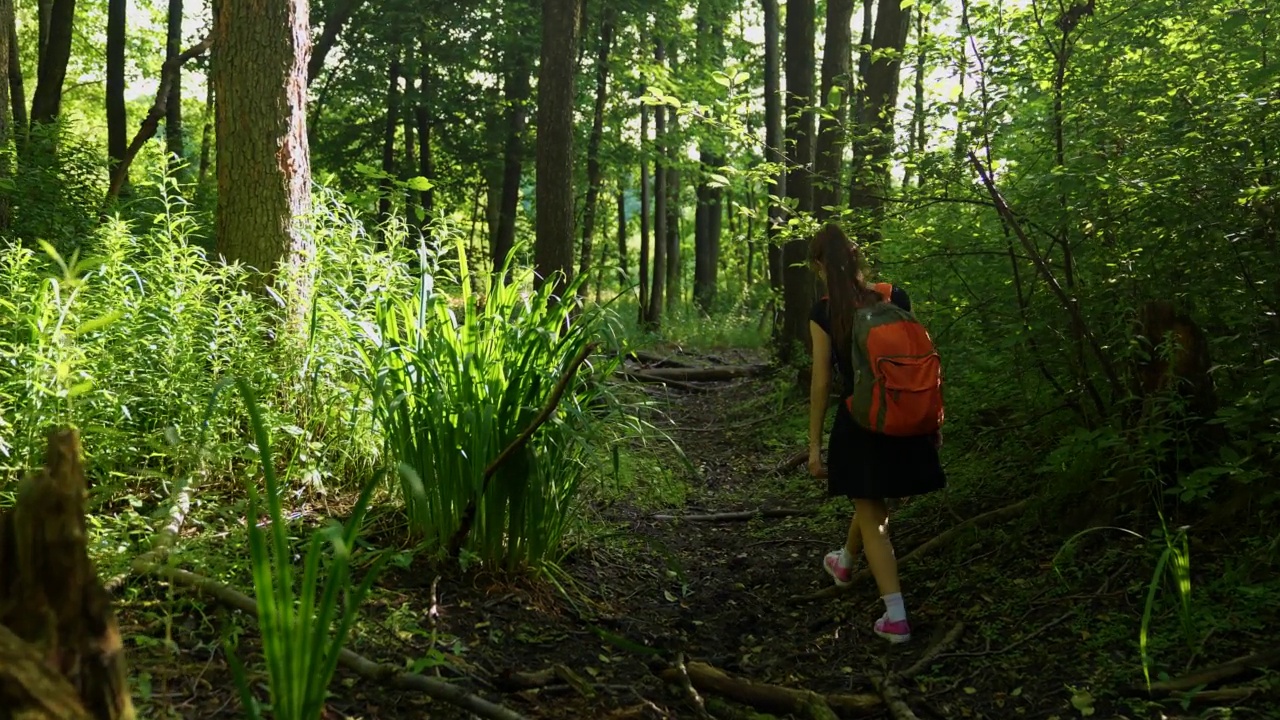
[934,612,1072,661]
[653,508,812,522]
[618,370,710,393]
[138,563,526,720]
[869,670,922,720]
[447,342,598,557]
[625,364,771,382]
[103,34,214,209]
[793,499,1029,601]
[898,622,965,681]
[658,661,879,720]
[626,349,699,368]
[1142,648,1280,695]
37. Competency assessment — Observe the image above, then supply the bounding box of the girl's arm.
[808,320,833,476]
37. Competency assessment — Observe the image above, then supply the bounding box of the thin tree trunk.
[813,0,854,217]
[532,0,582,294]
[7,10,25,137]
[780,0,817,362]
[616,187,627,286]
[403,52,418,228]
[0,0,11,230]
[639,101,652,323]
[106,0,126,188]
[648,37,668,325]
[377,50,402,244]
[848,0,874,205]
[307,0,365,84]
[415,28,434,224]
[953,0,969,160]
[197,80,213,190]
[30,0,75,128]
[763,0,785,306]
[904,1,928,189]
[694,0,727,314]
[664,102,680,312]
[494,35,533,278]
[165,0,184,174]
[578,12,614,299]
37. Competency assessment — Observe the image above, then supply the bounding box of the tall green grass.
[360,239,625,572]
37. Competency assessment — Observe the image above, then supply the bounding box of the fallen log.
[653,508,812,522]
[658,660,880,719]
[0,428,136,720]
[626,349,699,369]
[618,370,710,393]
[793,499,1030,601]
[138,563,527,720]
[1141,648,1280,695]
[626,364,771,382]
[774,450,808,474]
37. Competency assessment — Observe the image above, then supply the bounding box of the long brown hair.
[809,224,880,358]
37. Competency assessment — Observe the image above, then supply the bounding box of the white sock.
[838,547,855,568]
[883,592,907,623]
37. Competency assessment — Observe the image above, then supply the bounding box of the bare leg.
[844,501,863,559]
[854,498,900,596]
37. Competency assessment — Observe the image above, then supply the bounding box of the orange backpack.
[844,283,945,436]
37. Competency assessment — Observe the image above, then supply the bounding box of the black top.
[810,285,911,398]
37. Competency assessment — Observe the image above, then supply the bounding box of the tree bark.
[762,0,785,303]
[402,48,419,227]
[694,0,727,314]
[848,0,912,238]
[813,0,854,217]
[29,0,74,128]
[578,12,614,299]
[377,50,402,243]
[848,0,874,204]
[533,0,582,295]
[648,38,668,324]
[639,101,652,323]
[0,0,10,230]
[212,0,314,318]
[6,9,25,136]
[415,28,435,221]
[904,2,928,189]
[494,26,533,278]
[105,0,126,185]
[616,187,628,284]
[664,102,681,312]
[779,0,817,362]
[197,80,213,190]
[164,0,183,173]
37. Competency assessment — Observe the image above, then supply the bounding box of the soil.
[116,348,1280,720]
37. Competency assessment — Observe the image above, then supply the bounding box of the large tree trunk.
[29,0,75,128]
[106,0,126,186]
[813,0,854,217]
[493,30,533,278]
[694,0,727,314]
[848,0,912,238]
[779,0,817,363]
[533,0,582,294]
[377,50,402,243]
[577,11,614,299]
[648,38,668,325]
[164,0,183,174]
[212,0,313,319]
[762,0,785,306]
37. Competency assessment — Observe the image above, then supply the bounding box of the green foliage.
[224,377,385,720]
[360,237,626,571]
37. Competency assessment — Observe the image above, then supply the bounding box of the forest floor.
[117,345,1280,720]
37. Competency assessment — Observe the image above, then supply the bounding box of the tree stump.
[0,428,134,720]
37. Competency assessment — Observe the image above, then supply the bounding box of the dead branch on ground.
[774,450,808,474]
[657,660,879,719]
[626,349,699,368]
[618,370,710,393]
[0,428,135,720]
[625,364,771,382]
[1139,648,1280,695]
[653,507,812,522]
[793,499,1030,601]
[447,342,598,557]
[136,563,527,720]
[898,622,965,681]
[869,670,922,720]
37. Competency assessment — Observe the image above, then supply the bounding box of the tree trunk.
[533,0,582,295]
[779,0,817,362]
[212,0,313,319]
[402,49,418,228]
[904,1,928,189]
[763,0,785,304]
[813,0,854,217]
[106,0,126,185]
[953,0,969,160]
[377,50,402,243]
[307,0,365,85]
[848,0,874,205]
[415,28,434,222]
[616,187,627,285]
[0,0,10,230]
[848,0,912,237]
[494,36,533,278]
[694,1,727,315]
[648,38,668,325]
[6,9,24,136]
[197,80,213,190]
[164,0,183,174]
[29,0,74,128]
[639,101,652,323]
[664,102,681,312]
[578,12,614,299]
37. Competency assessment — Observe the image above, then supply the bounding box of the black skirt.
[827,402,947,500]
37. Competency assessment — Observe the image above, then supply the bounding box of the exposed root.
[652,507,812,522]
[619,370,710,393]
[869,670,922,720]
[792,499,1030,601]
[899,622,965,681]
[773,450,808,474]
[1140,648,1280,695]
[657,660,879,719]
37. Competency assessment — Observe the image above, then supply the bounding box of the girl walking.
[806,224,946,643]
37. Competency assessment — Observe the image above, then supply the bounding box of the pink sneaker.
[874,614,911,644]
[823,550,854,586]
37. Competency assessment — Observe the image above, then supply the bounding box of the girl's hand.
[808,447,827,478]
